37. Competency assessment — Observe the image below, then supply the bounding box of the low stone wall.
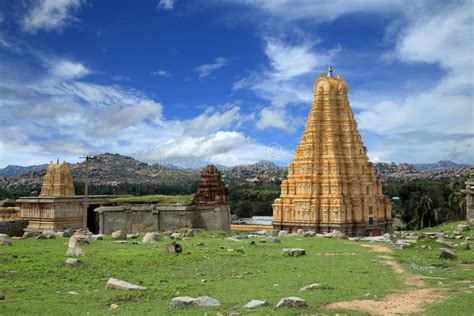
[0,219,29,236]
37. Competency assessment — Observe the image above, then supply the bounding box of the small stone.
[194,296,220,306]
[276,297,307,308]
[35,234,46,240]
[68,291,78,295]
[63,229,73,237]
[55,232,64,238]
[65,258,78,265]
[436,239,454,249]
[278,230,289,237]
[439,248,457,259]
[226,237,241,242]
[243,299,268,309]
[331,230,347,239]
[282,248,306,256]
[92,234,104,241]
[303,230,316,237]
[166,242,182,253]
[460,242,471,250]
[299,283,321,291]
[0,294,4,300]
[169,296,196,308]
[111,230,126,240]
[185,229,195,237]
[127,233,139,239]
[114,240,127,244]
[110,304,119,309]
[105,278,146,290]
[22,231,39,238]
[0,234,12,246]
[296,229,305,236]
[143,232,160,243]
[42,231,56,239]
[265,236,281,243]
[170,232,183,240]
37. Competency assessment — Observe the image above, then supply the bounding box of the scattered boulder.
[105,278,146,290]
[299,283,321,291]
[92,234,104,241]
[166,241,182,253]
[276,297,307,308]
[143,232,160,243]
[55,232,64,238]
[42,231,56,239]
[243,299,268,309]
[65,258,78,265]
[170,232,183,240]
[439,248,456,259]
[330,230,347,239]
[66,246,85,257]
[296,229,305,237]
[457,224,470,232]
[226,237,241,242]
[421,232,444,239]
[303,230,316,237]
[265,236,281,243]
[169,296,196,308]
[193,296,220,306]
[184,229,195,238]
[460,242,471,250]
[111,230,126,240]
[0,234,12,246]
[169,296,220,308]
[282,248,306,256]
[278,230,289,237]
[254,230,268,236]
[436,239,454,249]
[63,229,73,237]
[126,233,140,239]
[22,231,40,238]
[382,233,392,240]
[35,234,46,240]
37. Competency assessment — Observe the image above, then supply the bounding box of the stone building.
[19,161,108,233]
[462,168,474,222]
[95,165,231,234]
[272,68,392,236]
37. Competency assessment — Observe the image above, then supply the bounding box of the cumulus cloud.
[195,57,228,78]
[256,107,296,133]
[151,69,172,77]
[21,0,84,33]
[47,59,91,79]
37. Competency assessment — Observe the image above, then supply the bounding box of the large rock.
[457,224,470,232]
[193,296,220,306]
[439,248,456,259]
[127,233,140,239]
[296,229,305,237]
[303,230,316,237]
[169,296,196,308]
[166,242,182,253]
[276,297,307,308]
[68,235,90,248]
[184,229,195,238]
[111,230,126,240]
[65,258,78,265]
[66,246,85,257]
[22,231,40,238]
[105,278,146,290]
[282,248,306,256]
[63,228,73,237]
[143,232,160,243]
[460,242,471,250]
[330,230,347,239]
[92,234,105,241]
[170,232,183,240]
[42,231,56,239]
[0,234,11,246]
[278,230,289,237]
[299,283,321,291]
[243,299,268,309]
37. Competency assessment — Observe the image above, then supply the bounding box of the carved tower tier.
[194,165,229,206]
[272,68,392,236]
[40,161,75,197]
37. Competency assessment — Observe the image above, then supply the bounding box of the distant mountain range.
[0,153,471,189]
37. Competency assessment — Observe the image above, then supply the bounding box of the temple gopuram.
[194,165,229,206]
[40,160,75,196]
[272,68,392,236]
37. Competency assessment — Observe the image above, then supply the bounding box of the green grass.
[0,223,473,315]
[109,194,194,205]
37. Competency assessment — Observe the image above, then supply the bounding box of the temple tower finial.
[327,65,333,77]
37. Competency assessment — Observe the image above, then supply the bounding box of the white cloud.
[48,59,91,79]
[157,0,175,11]
[151,69,172,77]
[195,57,228,78]
[21,0,84,33]
[256,107,295,133]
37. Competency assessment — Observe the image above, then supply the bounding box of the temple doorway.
[87,205,100,234]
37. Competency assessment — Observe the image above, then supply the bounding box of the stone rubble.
[169,296,220,308]
[143,232,160,243]
[105,278,146,290]
[243,299,268,309]
[111,230,126,240]
[299,283,321,291]
[0,234,12,246]
[282,248,306,256]
[275,296,307,308]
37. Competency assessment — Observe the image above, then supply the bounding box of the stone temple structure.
[19,161,108,233]
[272,68,392,236]
[40,160,75,197]
[95,165,231,234]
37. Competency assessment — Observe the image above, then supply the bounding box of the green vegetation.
[228,183,280,218]
[110,194,194,205]
[1,223,473,315]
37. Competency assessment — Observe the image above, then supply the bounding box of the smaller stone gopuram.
[193,165,229,206]
[40,160,75,196]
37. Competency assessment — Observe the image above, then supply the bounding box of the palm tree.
[410,195,440,230]
[447,178,466,220]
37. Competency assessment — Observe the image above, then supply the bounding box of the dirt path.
[325,243,445,315]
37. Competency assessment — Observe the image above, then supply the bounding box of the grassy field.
[0,223,473,315]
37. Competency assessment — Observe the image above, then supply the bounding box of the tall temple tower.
[40,161,75,197]
[272,68,392,236]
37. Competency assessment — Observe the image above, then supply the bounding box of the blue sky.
[0,0,472,167]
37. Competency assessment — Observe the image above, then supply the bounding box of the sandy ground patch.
[360,243,392,253]
[326,288,444,315]
[325,244,445,314]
